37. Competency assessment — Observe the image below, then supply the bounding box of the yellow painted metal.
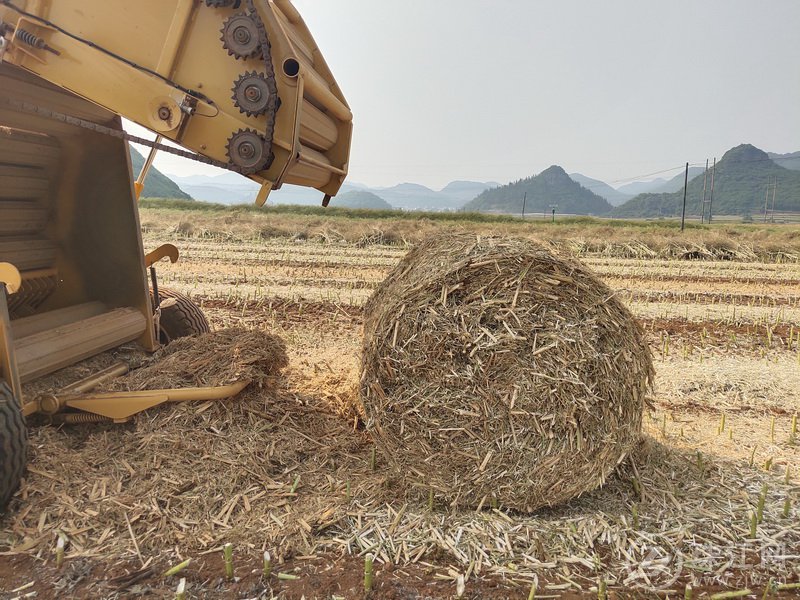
[0,65,159,363]
[134,135,163,201]
[27,361,129,416]
[16,307,147,383]
[145,244,180,268]
[0,0,349,414]
[0,0,352,197]
[62,380,251,420]
[156,0,195,78]
[0,263,22,295]
[0,282,22,399]
[63,361,130,394]
[53,413,127,425]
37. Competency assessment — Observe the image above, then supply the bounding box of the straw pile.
[361,233,654,511]
[106,328,288,391]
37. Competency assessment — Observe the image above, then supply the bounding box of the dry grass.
[140,204,800,262]
[3,212,800,596]
[105,328,288,392]
[5,320,797,593]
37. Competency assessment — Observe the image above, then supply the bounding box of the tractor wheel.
[151,288,210,343]
[0,381,27,510]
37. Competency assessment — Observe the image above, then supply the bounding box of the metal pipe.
[63,361,130,394]
[300,64,353,122]
[134,135,163,200]
[39,361,130,415]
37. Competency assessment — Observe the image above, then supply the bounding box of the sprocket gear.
[226,129,273,174]
[220,13,263,60]
[231,71,277,117]
[220,0,281,174]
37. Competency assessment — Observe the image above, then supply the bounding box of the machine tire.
[0,381,27,511]
[152,288,210,343]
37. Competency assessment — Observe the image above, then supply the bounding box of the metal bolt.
[238,141,255,159]
[234,26,251,44]
[245,85,262,102]
[158,106,172,121]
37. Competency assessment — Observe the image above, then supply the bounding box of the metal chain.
[244,0,278,167]
[0,96,241,172]
[1,4,278,175]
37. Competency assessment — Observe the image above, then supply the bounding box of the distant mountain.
[616,178,669,196]
[333,190,392,210]
[615,167,705,197]
[370,183,449,211]
[439,181,500,204]
[372,181,498,211]
[168,173,343,206]
[613,144,800,218]
[464,166,613,215]
[377,183,437,207]
[569,173,632,206]
[165,172,493,211]
[770,151,800,171]
[654,167,706,193]
[170,172,247,187]
[129,147,192,200]
[171,174,258,204]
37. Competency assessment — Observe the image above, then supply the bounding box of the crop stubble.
[1,227,798,597]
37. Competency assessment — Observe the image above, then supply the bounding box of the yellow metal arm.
[0,0,352,199]
[0,262,22,399]
[0,262,21,295]
[62,380,251,420]
[145,244,180,268]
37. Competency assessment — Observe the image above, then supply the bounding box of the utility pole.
[700,159,708,224]
[708,157,716,224]
[680,162,689,232]
[764,178,771,223]
[771,179,778,222]
[521,192,527,219]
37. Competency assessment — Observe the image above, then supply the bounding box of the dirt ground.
[1,229,799,599]
[2,552,798,599]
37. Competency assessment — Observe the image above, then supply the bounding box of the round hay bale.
[360,233,653,512]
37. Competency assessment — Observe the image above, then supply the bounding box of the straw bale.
[360,233,654,511]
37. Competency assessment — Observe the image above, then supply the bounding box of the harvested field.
[1,210,799,599]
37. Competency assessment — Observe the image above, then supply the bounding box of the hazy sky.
[136,0,800,190]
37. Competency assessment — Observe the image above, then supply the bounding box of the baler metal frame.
[0,0,352,510]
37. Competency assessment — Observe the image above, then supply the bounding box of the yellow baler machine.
[0,0,352,508]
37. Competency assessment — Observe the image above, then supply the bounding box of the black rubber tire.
[151,288,210,343]
[0,381,27,511]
